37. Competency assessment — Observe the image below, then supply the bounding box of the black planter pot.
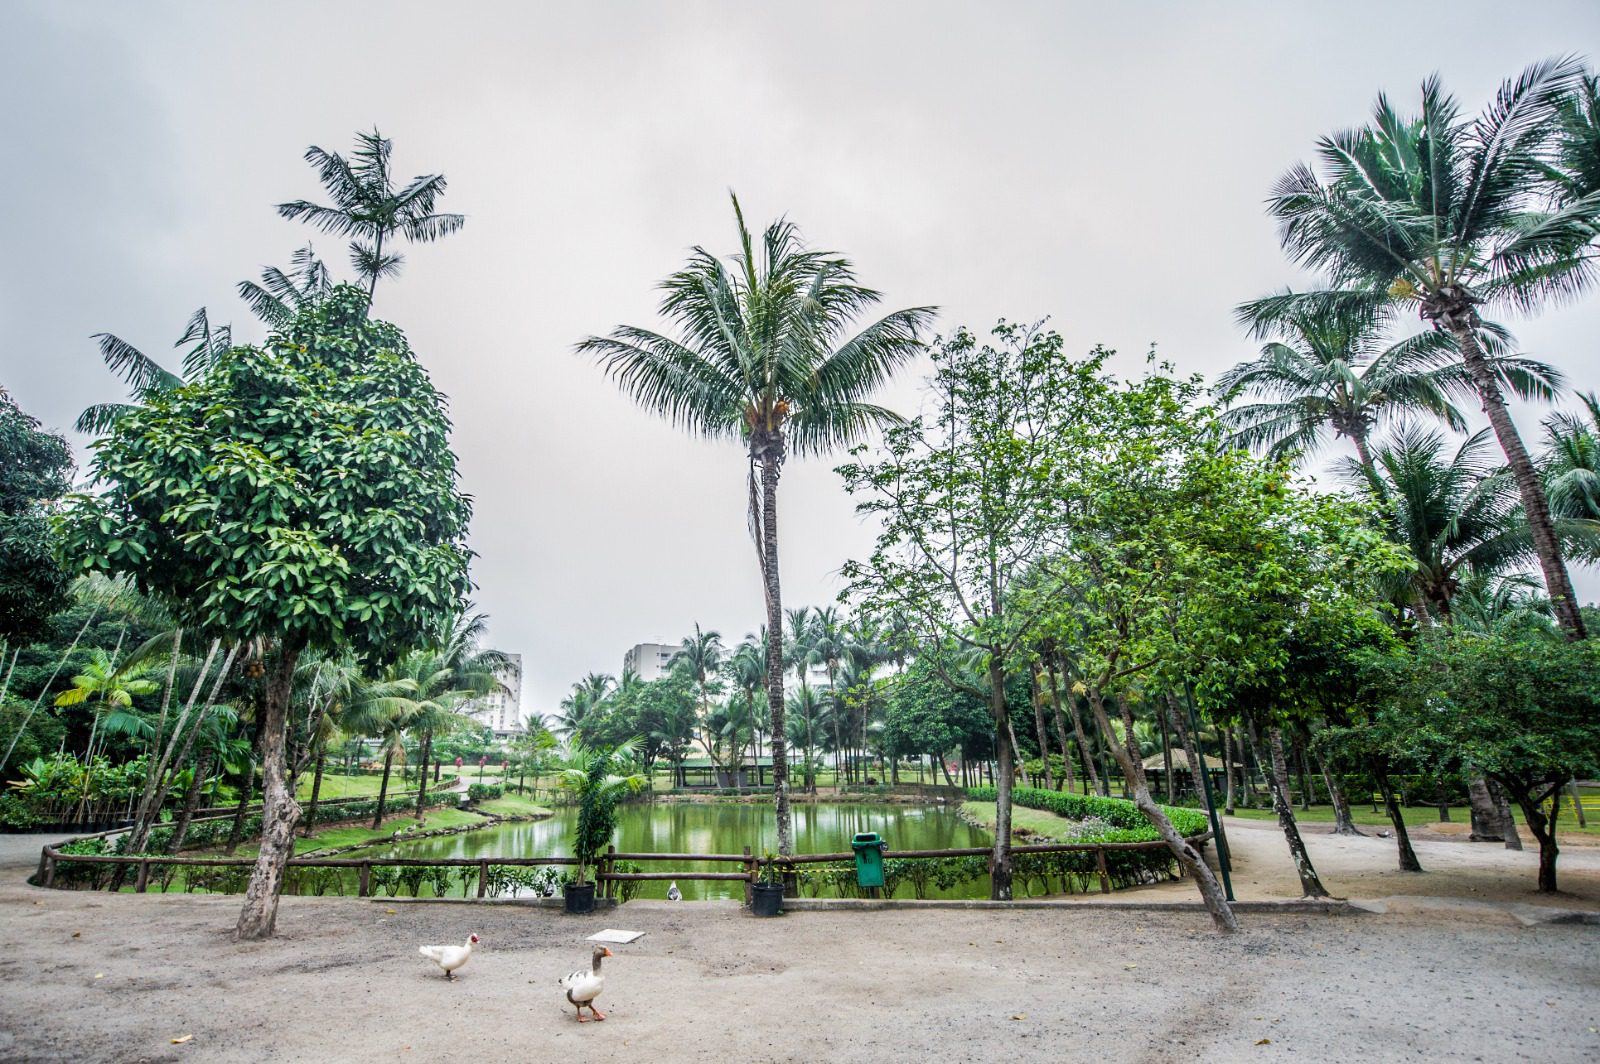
[750,881,784,917]
[564,882,596,914]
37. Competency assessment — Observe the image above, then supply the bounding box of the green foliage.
[466,783,503,801]
[968,785,1209,838]
[558,740,647,883]
[56,286,473,662]
[0,387,74,643]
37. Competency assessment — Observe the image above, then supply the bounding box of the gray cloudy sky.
[3,1,1598,716]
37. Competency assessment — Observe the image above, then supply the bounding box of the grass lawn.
[293,773,458,800]
[1224,797,1600,838]
[477,793,551,818]
[961,800,1080,841]
[239,805,486,856]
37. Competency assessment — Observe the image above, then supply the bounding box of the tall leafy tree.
[1256,57,1599,638]
[57,286,473,938]
[579,195,934,855]
[277,129,464,301]
[0,387,73,643]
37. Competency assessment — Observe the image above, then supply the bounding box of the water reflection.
[344,801,991,900]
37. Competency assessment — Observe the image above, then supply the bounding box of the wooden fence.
[34,832,1211,904]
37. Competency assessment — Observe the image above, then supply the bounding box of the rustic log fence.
[35,832,1211,903]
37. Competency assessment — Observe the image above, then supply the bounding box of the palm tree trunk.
[1490,778,1522,851]
[170,746,213,853]
[757,448,793,858]
[414,731,432,826]
[1223,727,1236,814]
[225,766,254,856]
[372,747,395,829]
[1043,658,1075,792]
[1450,322,1586,640]
[1163,692,1205,802]
[302,748,326,839]
[1372,760,1423,871]
[236,637,307,939]
[1055,654,1103,795]
[1319,755,1362,835]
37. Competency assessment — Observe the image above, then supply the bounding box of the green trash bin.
[851,832,888,889]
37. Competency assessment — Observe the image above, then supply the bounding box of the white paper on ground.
[587,929,645,944]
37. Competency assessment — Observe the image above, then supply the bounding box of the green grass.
[294,772,458,800]
[477,793,551,818]
[215,805,487,857]
[961,800,1079,840]
[1224,798,1600,838]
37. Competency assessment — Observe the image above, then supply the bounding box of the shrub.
[467,783,503,802]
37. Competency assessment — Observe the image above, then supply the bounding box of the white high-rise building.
[623,642,678,681]
[465,652,523,737]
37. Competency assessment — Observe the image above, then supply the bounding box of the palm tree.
[1257,57,1599,637]
[77,309,232,435]
[1543,392,1600,524]
[1221,302,1559,471]
[1543,69,1600,203]
[53,646,160,762]
[728,635,767,767]
[276,129,464,301]
[341,670,423,829]
[555,673,615,742]
[579,196,935,853]
[1349,426,1546,623]
[237,244,335,329]
[672,623,724,756]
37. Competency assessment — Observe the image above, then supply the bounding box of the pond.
[345,801,992,900]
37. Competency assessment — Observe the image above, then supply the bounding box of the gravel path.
[2,830,1598,1063]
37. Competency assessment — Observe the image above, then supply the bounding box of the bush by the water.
[467,783,503,802]
[968,785,1210,838]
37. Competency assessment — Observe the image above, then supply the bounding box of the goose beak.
[603,947,614,957]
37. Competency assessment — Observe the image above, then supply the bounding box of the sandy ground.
[1,823,1598,1064]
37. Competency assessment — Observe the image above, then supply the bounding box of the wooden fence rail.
[37,831,1210,901]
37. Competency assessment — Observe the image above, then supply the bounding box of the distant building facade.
[464,652,524,737]
[623,642,678,682]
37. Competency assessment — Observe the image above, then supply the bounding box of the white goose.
[418,933,479,981]
[666,881,682,901]
[559,945,613,1022]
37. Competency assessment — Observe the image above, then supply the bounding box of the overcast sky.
[3,2,1598,716]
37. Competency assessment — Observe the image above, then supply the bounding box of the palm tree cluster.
[1222,56,1600,640]
[546,605,896,792]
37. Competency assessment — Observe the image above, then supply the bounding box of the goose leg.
[590,1005,606,1021]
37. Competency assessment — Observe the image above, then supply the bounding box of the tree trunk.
[225,767,254,856]
[1449,320,1586,640]
[302,749,326,839]
[170,746,213,853]
[1373,761,1423,872]
[985,656,1016,900]
[414,731,433,826]
[1568,783,1588,828]
[1059,669,1102,795]
[1043,658,1075,793]
[1467,776,1503,841]
[1157,703,1174,803]
[1087,688,1236,932]
[1163,693,1205,802]
[1223,727,1236,814]
[756,447,793,858]
[1489,777,1523,851]
[1029,664,1054,791]
[1319,755,1362,836]
[1253,721,1329,898]
[1294,734,1314,811]
[372,748,395,829]
[235,638,306,940]
[1511,787,1561,893]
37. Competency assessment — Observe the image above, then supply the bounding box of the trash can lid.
[851,832,882,845]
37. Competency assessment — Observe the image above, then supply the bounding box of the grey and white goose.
[558,945,613,1022]
[666,881,682,901]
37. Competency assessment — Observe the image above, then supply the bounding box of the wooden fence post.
[135,859,151,893]
[1095,846,1110,894]
[743,845,753,907]
[358,861,371,898]
[477,859,489,899]
[602,846,616,900]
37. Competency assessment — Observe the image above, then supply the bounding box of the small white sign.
[587,929,645,944]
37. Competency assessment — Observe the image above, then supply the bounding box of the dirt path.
[2,832,1598,1063]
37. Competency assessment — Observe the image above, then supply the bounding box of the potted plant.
[558,739,646,914]
[750,850,785,917]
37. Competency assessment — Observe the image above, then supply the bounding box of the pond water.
[345,801,992,900]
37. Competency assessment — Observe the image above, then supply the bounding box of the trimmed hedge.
[466,783,503,802]
[967,785,1210,838]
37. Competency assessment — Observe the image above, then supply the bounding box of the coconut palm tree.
[579,197,935,853]
[1255,57,1599,638]
[672,623,724,755]
[340,670,423,829]
[1348,426,1565,623]
[555,673,615,742]
[276,129,464,301]
[1543,69,1600,204]
[1543,392,1600,525]
[728,635,767,766]
[1221,302,1559,471]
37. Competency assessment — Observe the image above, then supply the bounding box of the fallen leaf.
[1124,964,1138,970]
[1010,1014,1027,1021]
[170,1035,192,1045]
[71,931,80,938]
[1255,1038,1272,1046]
[93,973,104,980]
[384,908,397,915]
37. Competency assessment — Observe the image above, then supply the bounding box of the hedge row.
[466,783,503,801]
[967,785,1210,838]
